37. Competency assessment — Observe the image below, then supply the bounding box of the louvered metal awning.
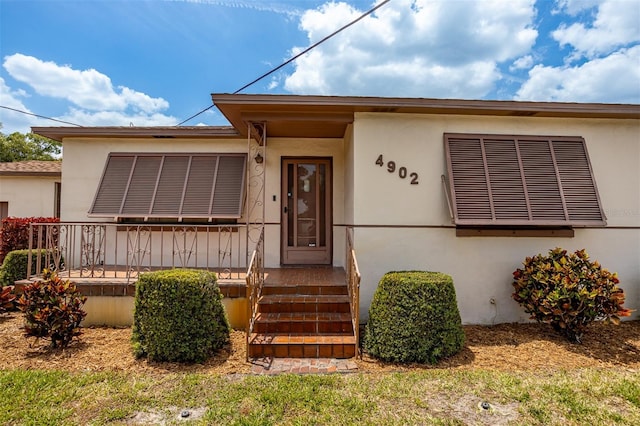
[444,134,606,226]
[89,153,247,220]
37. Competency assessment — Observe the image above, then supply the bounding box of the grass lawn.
[1,368,639,425]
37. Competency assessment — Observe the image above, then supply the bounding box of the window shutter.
[445,134,605,226]
[182,156,218,215]
[91,156,134,215]
[212,155,247,216]
[150,156,190,215]
[89,153,246,219]
[121,156,162,215]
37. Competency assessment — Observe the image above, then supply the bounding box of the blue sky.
[1,0,639,134]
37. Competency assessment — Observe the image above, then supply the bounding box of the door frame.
[280,157,333,265]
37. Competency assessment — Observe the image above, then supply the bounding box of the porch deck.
[28,266,346,287]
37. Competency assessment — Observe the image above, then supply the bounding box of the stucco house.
[31,94,639,358]
[0,160,61,223]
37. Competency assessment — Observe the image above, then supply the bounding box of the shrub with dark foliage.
[0,217,59,264]
[132,269,230,363]
[0,285,15,314]
[512,248,632,343]
[364,271,465,363]
[17,270,87,348]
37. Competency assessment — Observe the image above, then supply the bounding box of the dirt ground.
[0,313,638,374]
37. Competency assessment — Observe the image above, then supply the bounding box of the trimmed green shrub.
[0,249,57,287]
[17,270,87,348]
[513,247,632,343]
[132,269,230,363]
[364,271,465,363]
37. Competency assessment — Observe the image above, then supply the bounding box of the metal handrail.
[27,222,248,283]
[245,227,265,361]
[346,226,362,358]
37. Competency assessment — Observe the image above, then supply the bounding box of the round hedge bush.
[132,269,230,363]
[364,271,465,363]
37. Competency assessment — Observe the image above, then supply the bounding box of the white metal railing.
[346,226,362,358]
[27,222,249,283]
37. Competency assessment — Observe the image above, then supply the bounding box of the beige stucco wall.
[61,137,247,222]
[0,175,59,218]
[61,135,346,268]
[60,113,639,325]
[351,112,640,324]
[81,296,247,329]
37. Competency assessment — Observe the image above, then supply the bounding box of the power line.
[177,0,393,126]
[234,0,392,95]
[0,105,83,127]
[176,104,215,126]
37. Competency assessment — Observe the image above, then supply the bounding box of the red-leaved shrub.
[0,285,15,314]
[513,248,632,343]
[0,217,59,264]
[17,270,87,348]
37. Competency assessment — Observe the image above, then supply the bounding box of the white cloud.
[284,0,537,97]
[0,77,39,133]
[515,45,640,103]
[3,54,169,113]
[58,108,177,128]
[1,54,178,132]
[552,0,640,59]
[510,55,534,71]
[553,0,602,15]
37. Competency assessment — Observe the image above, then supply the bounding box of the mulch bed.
[1,313,638,374]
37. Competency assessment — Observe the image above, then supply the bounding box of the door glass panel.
[287,163,294,247]
[296,163,317,247]
[318,164,326,247]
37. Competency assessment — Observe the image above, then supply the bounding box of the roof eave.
[31,126,241,142]
[212,93,640,119]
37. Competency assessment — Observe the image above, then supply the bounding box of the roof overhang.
[212,93,640,139]
[31,126,241,143]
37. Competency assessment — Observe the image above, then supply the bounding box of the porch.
[24,222,361,359]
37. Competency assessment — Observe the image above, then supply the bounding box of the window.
[89,153,246,220]
[54,182,61,218]
[0,202,8,226]
[444,134,605,228]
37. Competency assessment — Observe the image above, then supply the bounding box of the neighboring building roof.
[32,94,640,141]
[0,160,62,177]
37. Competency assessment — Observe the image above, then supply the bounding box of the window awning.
[444,134,606,226]
[89,153,246,220]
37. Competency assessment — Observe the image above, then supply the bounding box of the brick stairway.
[248,268,357,358]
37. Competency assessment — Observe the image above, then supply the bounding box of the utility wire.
[0,105,83,127]
[176,104,215,126]
[177,0,393,126]
[233,0,392,95]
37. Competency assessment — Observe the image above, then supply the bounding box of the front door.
[281,158,332,265]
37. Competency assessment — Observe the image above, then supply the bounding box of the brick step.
[248,333,357,358]
[254,312,353,334]
[262,283,348,296]
[258,294,350,314]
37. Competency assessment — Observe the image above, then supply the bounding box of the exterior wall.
[81,296,246,329]
[352,112,640,324]
[61,136,346,268]
[0,175,60,218]
[61,137,247,222]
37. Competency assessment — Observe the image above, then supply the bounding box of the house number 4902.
[375,154,419,185]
